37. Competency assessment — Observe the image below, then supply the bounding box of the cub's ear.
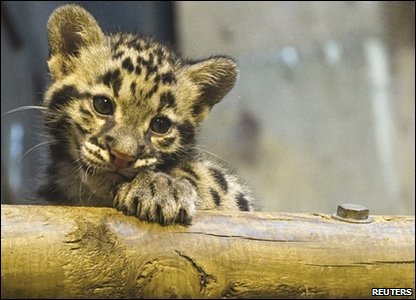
[47,5,104,79]
[183,56,238,122]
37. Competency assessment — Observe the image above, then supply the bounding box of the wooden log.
[1,204,414,299]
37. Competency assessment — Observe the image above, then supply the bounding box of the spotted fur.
[38,5,254,225]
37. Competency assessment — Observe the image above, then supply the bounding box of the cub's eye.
[150,117,172,134]
[92,96,114,115]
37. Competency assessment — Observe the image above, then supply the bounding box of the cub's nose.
[110,149,136,169]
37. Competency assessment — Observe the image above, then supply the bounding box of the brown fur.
[39,4,253,225]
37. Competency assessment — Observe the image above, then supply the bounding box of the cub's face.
[44,5,237,179]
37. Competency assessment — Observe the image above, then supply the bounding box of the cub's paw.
[114,172,196,225]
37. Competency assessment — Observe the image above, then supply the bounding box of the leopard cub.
[38,4,254,225]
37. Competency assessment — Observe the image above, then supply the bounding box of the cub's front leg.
[114,171,197,225]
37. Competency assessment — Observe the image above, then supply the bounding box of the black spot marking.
[81,116,90,124]
[177,121,196,146]
[173,188,179,202]
[133,42,143,52]
[80,108,93,118]
[192,101,207,118]
[49,85,90,110]
[184,177,197,188]
[210,168,228,193]
[85,146,105,162]
[137,55,159,80]
[122,57,134,73]
[137,145,146,156]
[130,82,137,95]
[181,165,199,180]
[148,53,154,65]
[158,91,176,112]
[89,136,103,148]
[159,137,176,147]
[150,181,156,197]
[237,193,250,211]
[145,84,159,100]
[95,151,106,162]
[112,79,122,98]
[154,74,161,85]
[210,189,221,206]
[145,65,158,81]
[135,66,142,75]
[111,35,127,51]
[95,151,105,162]
[112,50,125,60]
[90,136,98,146]
[105,136,114,144]
[155,47,163,57]
[157,156,178,172]
[157,149,198,172]
[155,48,164,64]
[60,63,69,76]
[126,38,137,49]
[74,122,90,135]
[161,72,176,85]
[101,69,122,97]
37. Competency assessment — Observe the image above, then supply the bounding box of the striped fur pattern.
[39,5,253,225]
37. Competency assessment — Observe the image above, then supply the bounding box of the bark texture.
[1,204,414,298]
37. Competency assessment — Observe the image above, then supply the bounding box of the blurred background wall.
[1,1,414,215]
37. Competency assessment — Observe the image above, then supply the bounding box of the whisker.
[2,106,47,116]
[22,141,52,158]
[79,169,88,206]
[87,189,96,203]
[93,165,98,176]
[192,146,225,162]
[71,164,84,179]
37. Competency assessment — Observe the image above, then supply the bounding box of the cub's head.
[44,5,237,178]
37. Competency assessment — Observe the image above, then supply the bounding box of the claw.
[176,208,191,225]
[133,196,141,217]
[155,204,165,225]
[112,172,195,226]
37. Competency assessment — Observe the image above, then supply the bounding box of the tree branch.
[1,205,414,298]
